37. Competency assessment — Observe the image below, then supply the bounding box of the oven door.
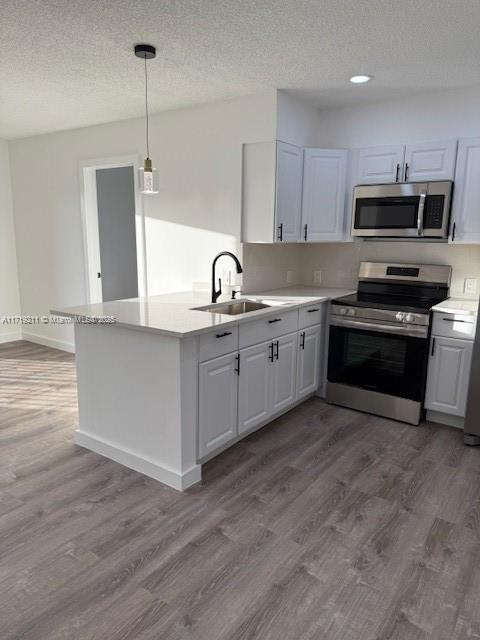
[352,183,427,238]
[328,318,429,401]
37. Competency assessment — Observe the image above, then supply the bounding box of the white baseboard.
[0,330,22,345]
[426,410,464,430]
[22,331,75,354]
[74,430,201,491]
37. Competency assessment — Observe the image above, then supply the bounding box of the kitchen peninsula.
[53,287,352,490]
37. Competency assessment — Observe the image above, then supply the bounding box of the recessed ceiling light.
[349,74,373,84]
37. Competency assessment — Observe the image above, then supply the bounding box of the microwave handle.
[417,192,427,236]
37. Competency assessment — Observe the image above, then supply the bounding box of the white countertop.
[431,298,479,316]
[52,286,354,338]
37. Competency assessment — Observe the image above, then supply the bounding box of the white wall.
[9,91,276,350]
[316,85,480,147]
[245,85,480,295]
[0,140,21,343]
[276,90,322,147]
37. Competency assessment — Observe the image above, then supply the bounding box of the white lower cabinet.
[425,336,473,417]
[198,313,324,460]
[239,333,298,434]
[270,333,298,414]
[198,353,238,458]
[238,340,271,435]
[297,325,322,400]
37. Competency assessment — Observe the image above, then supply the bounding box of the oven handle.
[417,191,427,236]
[330,317,428,338]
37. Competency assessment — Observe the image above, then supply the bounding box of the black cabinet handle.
[300,332,306,349]
[304,224,308,241]
[268,318,282,324]
[216,331,232,338]
[234,354,240,375]
[275,340,279,360]
[395,163,400,182]
[307,308,319,313]
[443,318,469,323]
[277,223,283,241]
[268,343,274,362]
[97,272,102,279]
[451,222,456,242]
[431,337,436,356]
[404,162,409,181]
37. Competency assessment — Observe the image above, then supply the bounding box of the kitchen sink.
[194,300,271,315]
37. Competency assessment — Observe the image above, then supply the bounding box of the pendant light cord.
[144,55,150,159]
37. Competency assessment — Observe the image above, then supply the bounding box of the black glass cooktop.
[332,292,442,314]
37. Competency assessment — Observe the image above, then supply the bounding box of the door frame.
[79,154,148,304]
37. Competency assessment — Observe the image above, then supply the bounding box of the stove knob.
[395,312,405,321]
[347,308,356,317]
[339,308,347,315]
[405,313,414,323]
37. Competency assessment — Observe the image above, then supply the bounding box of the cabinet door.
[301,149,348,242]
[238,341,271,435]
[355,145,405,184]
[198,353,238,457]
[450,137,480,244]
[404,140,457,182]
[275,142,304,242]
[297,325,322,400]
[270,332,297,414]
[425,336,473,417]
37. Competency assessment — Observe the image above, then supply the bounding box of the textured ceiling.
[1,0,480,139]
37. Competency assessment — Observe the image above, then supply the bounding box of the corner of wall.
[0,139,22,344]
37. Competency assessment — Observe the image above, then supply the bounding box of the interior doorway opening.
[80,155,148,304]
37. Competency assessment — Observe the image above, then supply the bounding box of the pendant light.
[134,44,159,194]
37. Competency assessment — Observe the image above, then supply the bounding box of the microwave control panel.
[424,195,445,229]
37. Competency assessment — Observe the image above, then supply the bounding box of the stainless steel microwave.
[351,181,453,239]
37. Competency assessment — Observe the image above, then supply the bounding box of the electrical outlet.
[222,270,232,285]
[313,270,322,284]
[464,278,478,294]
[286,270,294,284]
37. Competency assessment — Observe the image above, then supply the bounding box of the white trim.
[74,430,202,491]
[22,331,75,353]
[426,410,464,430]
[79,154,148,304]
[0,330,22,345]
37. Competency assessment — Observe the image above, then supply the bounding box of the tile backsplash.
[244,241,480,299]
[242,244,301,292]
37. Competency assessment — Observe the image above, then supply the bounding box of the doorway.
[80,155,147,304]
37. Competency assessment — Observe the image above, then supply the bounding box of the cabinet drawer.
[199,325,239,362]
[299,303,324,329]
[239,310,298,349]
[432,312,476,340]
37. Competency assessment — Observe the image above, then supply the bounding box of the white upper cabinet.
[404,140,457,182]
[354,140,458,185]
[450,137,480,244]
[241,141,303,244]
[275,142,304,243]
[242,141,348,243]
[355,145,405,184]
[301,149,348,242]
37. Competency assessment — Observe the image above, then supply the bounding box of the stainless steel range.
[327,262,452,425]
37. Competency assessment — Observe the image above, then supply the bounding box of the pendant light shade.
[138,157,159,195]
[134,44,159,195]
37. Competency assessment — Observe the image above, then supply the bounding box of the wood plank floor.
[1,340,480,639]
